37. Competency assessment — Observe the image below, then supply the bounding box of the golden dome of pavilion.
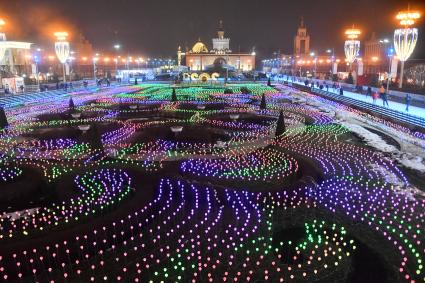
[191,39,209,53]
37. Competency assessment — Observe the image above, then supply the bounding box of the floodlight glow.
[54,32,69,41]
[396,11,420,26]
[345,28,361,39]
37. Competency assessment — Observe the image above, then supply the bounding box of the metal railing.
[284,81,425,129]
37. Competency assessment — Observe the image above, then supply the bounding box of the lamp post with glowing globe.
[344,27,361,72]
[54,32,70,83]
[93,56,99,82]
[0,19,7,62]
[394,9,421,88]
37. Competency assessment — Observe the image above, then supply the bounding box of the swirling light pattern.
[0,82,423,283]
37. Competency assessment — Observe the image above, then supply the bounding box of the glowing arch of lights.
[344,27,361,64]
[394,28,418,62]
[344,40,360,64]
[54,41,70,64]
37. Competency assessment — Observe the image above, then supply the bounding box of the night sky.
[1,0,424,59]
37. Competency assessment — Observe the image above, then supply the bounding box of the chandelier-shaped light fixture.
[344,27,361,66]
[394,9,421,88]
[54,32,70,64]
[54,32,70,83]
[394,29,418,62]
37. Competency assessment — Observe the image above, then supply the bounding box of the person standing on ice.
[372,91,379,104]
[366,86,372,98]
[379,85,389,107]
[405,94,412,112]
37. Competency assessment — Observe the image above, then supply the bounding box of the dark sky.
[1,0,424,59]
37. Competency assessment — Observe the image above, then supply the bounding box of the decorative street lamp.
[310,52,317,77]
[33,54,40,91]
[114,44,120,75]
[54,32,70,83]
[93,56,99,81]
[344,27,361,70]
[394,9,421,88]
[0,19,6,62]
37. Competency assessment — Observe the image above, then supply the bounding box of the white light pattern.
[0,41,32,62]
[344,40,360,64]
[55,41,70,64]
[394,28,418,62]
[0,47,5,62]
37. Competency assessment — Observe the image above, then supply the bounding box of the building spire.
[218,20,225,39]
[219,20,224,31]
[300,16,304,28]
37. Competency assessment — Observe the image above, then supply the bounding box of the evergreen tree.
[69,97,75,112]
[275,110,286,137]
[0,107,8,129]
[346,72,354,85]
[171,88,178,102]
[260,93,267,110]
[224,88,233,94]
[88,123,104,153]
[134,78,138,85]
[267,77,272,87]
[370,74,379,87]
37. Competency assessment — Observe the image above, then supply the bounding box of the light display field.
[0,82,423,283]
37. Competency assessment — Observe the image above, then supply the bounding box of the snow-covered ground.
[341,121,425,173]
[325,87,425,119]
[280,84,425,177]
[288,79,425,120]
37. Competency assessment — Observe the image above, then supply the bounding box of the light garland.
[0,82,422,283]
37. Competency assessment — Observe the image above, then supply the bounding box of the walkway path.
[282,80,425,128]
[323,86,425,119]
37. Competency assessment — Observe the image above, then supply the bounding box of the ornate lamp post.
[54,32,70,83]
[344,27,361,70]
[93,56,99,82]
[394,9,421,88]
[0,19,6,62]
[114,44,120,75]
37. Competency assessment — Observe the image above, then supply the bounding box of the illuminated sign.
[183,72,220,81]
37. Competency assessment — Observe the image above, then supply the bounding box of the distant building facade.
[263,17,335,78]
[294,17,310,56]
[181,21,256,72]
[0,31,32,85]
[72,32,94,58]
[363,32,392,74]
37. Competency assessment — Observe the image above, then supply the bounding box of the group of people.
[302,78,415,113]
[4,84,26,94]
[366,86,389,107]
[96,78,111,87]
[365,85,412,112]
[55,82,74,91]
[304,80,342,93]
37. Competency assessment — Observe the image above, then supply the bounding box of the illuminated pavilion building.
[0,32,32,74]
[179,21,256,72]
[0,25,32,89]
